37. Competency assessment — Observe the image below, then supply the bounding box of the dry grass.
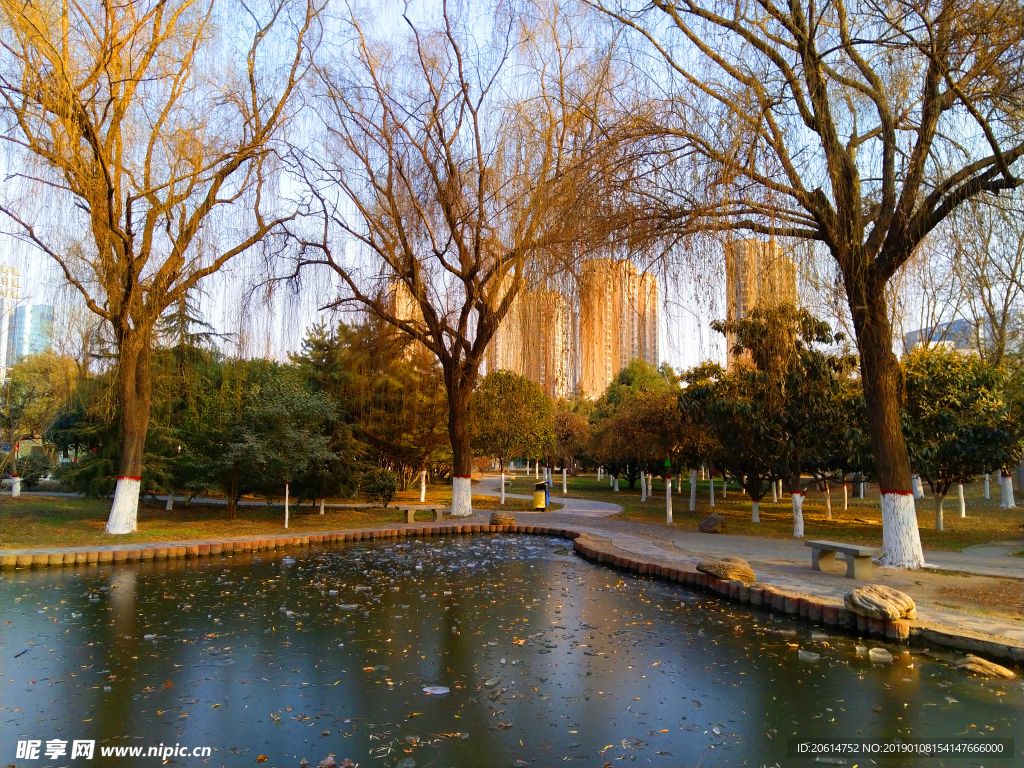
[0,486,558,550]
[506,475,1022,552]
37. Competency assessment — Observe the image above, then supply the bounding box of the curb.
[3,523,1020,667]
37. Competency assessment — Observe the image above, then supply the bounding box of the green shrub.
[19,453,54,489]
[362,467,398,508]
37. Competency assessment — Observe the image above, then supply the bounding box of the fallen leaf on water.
[163,680,173,689]
[256,757,267,764]
[211,703,222,709]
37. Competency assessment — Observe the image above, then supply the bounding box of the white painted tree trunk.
[613,476,619,492]
[420,469,427,503]
[823,481,831,520]
[451,476,473,517]
[562,467,567,494]
[610,473,614,487]
[934,492,944,531]
[640,471,646,502]
[500,471,506,505]
[701,465,706,481]
[284,482,290,529]
[106,477,141,534]
[984,473,990,500]
[319,497,325,515]
[165,492,174,511]
[879,492,926,568]
[912,475,924,499]
[751,499,759,523]
[598,467,602,481]
[859,480,866,499]
[842,482,848,510]
[647,473,653,500]
[771,480,777,503]
[709,473,715,507]
[1000,474,1016,509]
[689,469,698,511]
[722,474,727,498]
[535,461,539,480]
[957,483,966,518]
[666,474,673,524]
[791,492,805,538]
[11,476,20,497]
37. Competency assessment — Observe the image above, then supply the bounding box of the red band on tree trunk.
[791,491,806,496]
[11,474,18,478]
[118,476,143,482]
[880,489,914,495]
[453,474,471,479]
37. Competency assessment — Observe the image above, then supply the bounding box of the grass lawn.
[0,485,558,550]
[505,474,1022,552]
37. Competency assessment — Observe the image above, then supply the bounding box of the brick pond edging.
[2,521,1021,666]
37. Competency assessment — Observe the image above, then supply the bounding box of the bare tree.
[591,0,1024,567]
[293,2,617,515]
[0,0,322,533]
[948,195,1024,363]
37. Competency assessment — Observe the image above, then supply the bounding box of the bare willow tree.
[293,2,618,515]
[948,194,1024,363]
[592,0,1024,567]
[0,0,322,533]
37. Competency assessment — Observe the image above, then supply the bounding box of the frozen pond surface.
[2,535,1021,767]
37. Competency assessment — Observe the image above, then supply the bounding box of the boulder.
[843,584,917,621]
[696,557,755,585]
[698,513,726,533]
[954,654,1016,679]
[489,512,515,526]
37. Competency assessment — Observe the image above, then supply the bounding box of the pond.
[2,535,1021,767]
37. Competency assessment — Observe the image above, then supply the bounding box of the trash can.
[534,482,547,511]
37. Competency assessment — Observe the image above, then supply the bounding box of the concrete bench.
[805,540,881,579]
[394,505,446,524]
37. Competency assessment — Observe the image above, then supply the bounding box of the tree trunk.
[447,381,473,517]
[500,468,506,505]
[751,499,759,523]
[842,482,847,510]
[957,483,966,518]
[851,286,925,567]
[934,492,945,531]
[562,467,567,494]
[107,328,154,535]
[791,492,805,538]
[823,479,831,520]
[665,471,673,524]
[984,473,990,499]
[647,472,652,500]
[640,471,646,502]
[689,469,698,511]
[284,481,290,529]
[228,467,238,520]
[721,472,727,498]
[419,469,427,503]
[771,479,778,503]
[708,470,715,507]
[613,476,619,492]
[913,474,925,499]
[165,490,174,511]
[1000,473,1016,509]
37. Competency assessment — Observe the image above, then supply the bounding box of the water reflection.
[2,536,1020,767]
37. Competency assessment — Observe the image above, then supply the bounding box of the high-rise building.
[0,266,21,380]
[6,304,54,366]
[723,239,797,370]
[486,278,570,400]
[386,280,432,360]
[578,258,659,398]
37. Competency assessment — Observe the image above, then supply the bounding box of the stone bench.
[394,505,446,524]
[805,540,881,579]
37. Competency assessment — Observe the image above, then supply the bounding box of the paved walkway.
[476,475,1024,645]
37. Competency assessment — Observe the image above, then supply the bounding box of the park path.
[475,474,1024,644]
